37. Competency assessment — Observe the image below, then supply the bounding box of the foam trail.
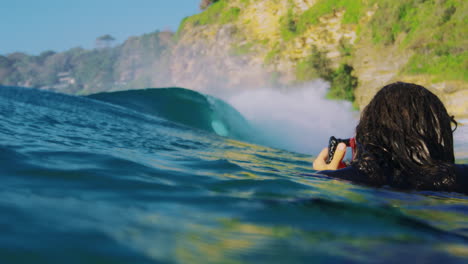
[226,80,358,155]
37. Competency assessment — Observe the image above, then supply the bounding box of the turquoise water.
[0,86,467,263]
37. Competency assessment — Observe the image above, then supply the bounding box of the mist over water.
[454,120,468,161]
[226,80,358,155]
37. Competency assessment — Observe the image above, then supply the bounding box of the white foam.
[454,120,468,160]
[226,80,358,154]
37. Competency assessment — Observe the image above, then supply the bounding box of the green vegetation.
[175,16,190,41]
[296,47,357,101]
[295,60,318,81]
[367,0,467,81]
[338,37,353,57]
[404,51,468,82]
[73,49,117,91]
[367,0,463,45]
[184,1,240,27]
[279,8,297,41]
[230,42,255,56]
[220,7,241,24]
[297,0,363,29]
[284,0,466,97]
[277,0,466,84]
[280,0,364,40]
[296,46,332,82]
[184,1,227,26]
[327,64,357,102]
[232,39,269,57]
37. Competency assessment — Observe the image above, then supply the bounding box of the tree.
[95,34,116,49]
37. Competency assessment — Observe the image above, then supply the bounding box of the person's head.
[353,82,457,190]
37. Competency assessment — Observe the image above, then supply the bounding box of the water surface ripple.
[0,86,467,264]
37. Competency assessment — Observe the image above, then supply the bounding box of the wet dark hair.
[352,82,458,191]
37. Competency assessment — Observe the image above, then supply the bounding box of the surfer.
[313,82,468,194]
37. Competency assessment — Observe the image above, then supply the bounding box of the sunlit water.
[0,86,467,264]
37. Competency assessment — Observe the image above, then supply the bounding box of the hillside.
[0,31,174,94]
[1,0,467,117]
[174,0,467,117]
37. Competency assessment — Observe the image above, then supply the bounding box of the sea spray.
[454,120,468,161]
[226,80,358,155]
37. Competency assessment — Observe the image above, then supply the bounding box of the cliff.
[1,0,466,117]
[173,0,467,117]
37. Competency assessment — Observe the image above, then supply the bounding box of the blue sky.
[0,0,201,55]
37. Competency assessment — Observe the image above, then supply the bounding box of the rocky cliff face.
[171,0,359,92]
[171,0,467,118]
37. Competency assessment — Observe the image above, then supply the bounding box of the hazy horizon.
[1,0,200,56]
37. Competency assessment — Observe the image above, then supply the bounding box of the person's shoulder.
[455,164,468,178]
[455,164,468,177]
[317,166,363,180]
[454,164,468,194]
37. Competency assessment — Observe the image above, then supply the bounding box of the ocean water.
[0,85,467,264]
